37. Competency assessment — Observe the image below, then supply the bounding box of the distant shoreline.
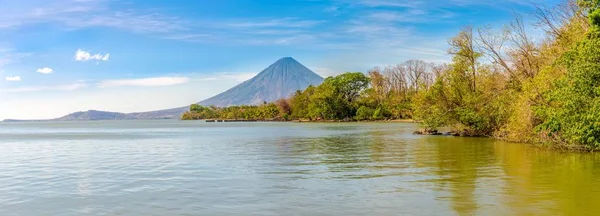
[2,118,416,123]
[195,119,416,123]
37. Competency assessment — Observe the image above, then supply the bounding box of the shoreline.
[194,119,417,123]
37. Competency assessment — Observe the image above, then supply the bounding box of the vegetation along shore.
[183,0,600,151]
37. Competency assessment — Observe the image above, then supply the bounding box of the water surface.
[1,121,599,215]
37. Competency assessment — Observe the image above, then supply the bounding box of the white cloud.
[74,49,110,62]
[36,67,54,74]
[5,76,21,81]
[98,77,190,88]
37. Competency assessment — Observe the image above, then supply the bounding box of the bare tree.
[534,0,588,40]
[368,67,389,104]
[404,60,430,94]
[508,15,541,79]
[449,26,478,92]
[385,65,408,97]
[476,26,514,77]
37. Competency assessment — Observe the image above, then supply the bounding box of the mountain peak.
[272,57,305,67]
[277,56,296,61]
[199,57,323,107]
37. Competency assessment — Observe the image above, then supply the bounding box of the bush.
[355,106,374,121]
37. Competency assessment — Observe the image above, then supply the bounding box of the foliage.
[184,72,372,121]
[592,7,600,26]
[355,106,374,121]
[290,72,371,121]
[535,6,600,147]
[412,28,508,136]
[182,103,282,120]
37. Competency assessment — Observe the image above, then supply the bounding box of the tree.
[290,87,314,119]
[536,5,600,147]
[449,26,481,92]
[275,98,292,116]
[355,106,374,121]
[367,68,389,105]
[413,27,508,136]
[404,60,430,94]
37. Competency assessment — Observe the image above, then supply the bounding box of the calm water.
[1,121,600,216]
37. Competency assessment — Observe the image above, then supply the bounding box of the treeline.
[183,60,441,122]
[182,103,283,120]
[184,0,600,149]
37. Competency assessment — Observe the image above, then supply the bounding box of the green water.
[0,121,599,215]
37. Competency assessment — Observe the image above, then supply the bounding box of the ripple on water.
[1,121,600,215]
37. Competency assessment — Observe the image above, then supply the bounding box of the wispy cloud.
[56,82,88,91]
[197,72,257,82]
[98,77,190,88]
[357,0,422,8]
[0,1,323,47]
[59,12,187,33]
[324,6,342,16]
[5,76,21,81]
[0,0,186,34]
[163,33,215,42]
[2,1,327,47]
[227,18,323,28]
[345,21,414,42]
[0,82,87,93]
[356,0,543,10]
[74,49,110,61]
[367,10,428,22]
[0,49,33,67]
[312,67,340,77]
[240,34,318,46]
[218,73,257,82]
[36,67,54,74]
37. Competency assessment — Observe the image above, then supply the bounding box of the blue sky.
[0,0,559,120]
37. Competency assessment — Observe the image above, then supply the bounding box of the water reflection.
[3,121,600,215]
[494,143,600,215]
[416,137,498,215]
[267,127,600,216]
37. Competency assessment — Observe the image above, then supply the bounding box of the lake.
[1,121,599,215]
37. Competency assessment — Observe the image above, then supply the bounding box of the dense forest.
[184,0,600,149]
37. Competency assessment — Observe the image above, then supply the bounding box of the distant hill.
[54,110,127,121]
[199,57,323,107]
[3,57,323,121]
[3,108,188,122]
[50,108,186,121]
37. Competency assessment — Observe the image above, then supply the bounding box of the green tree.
[413,28,507,136]
[355,106,374,121]
[536,5,600,147]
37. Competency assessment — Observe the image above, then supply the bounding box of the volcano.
[198,57,323,107]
